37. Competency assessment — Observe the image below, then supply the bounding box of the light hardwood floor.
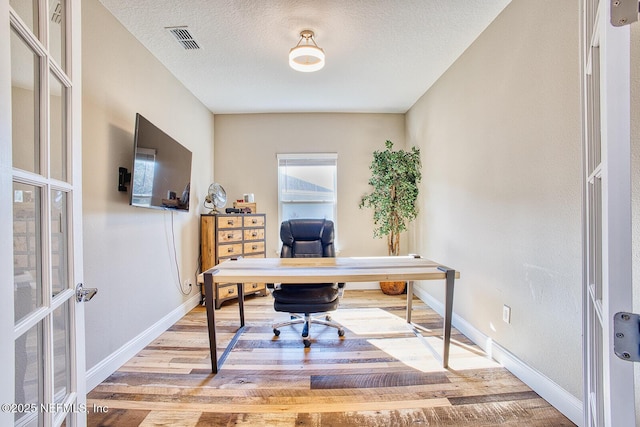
[87,290,575,426]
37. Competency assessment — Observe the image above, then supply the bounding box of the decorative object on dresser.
[200,213,267,308]
[233,201,256,213]
[203,182,227,213]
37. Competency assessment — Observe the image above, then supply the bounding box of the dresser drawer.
[218,229,242,243]
[218,243,242,257]
[217,283,238,300]
[244,228,265,241]
[216,282,266,306]
[218,216,242,229]
[243,215,265,227]
[244,241,265,254]
[244,282,266,294]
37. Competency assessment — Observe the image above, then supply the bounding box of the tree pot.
[380,281,406,295]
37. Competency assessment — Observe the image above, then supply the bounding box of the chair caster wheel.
[338,329,345,337]
[303,339,311,348]
[273,329,280,336]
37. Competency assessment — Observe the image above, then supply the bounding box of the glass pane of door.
[51,189,68,297]
[14,321,43,426]
[53,301,70,404]
[49,71,67,182]
[48,0,65,71]
[10,0,39,37]
[13,182,42,324]
[11,27,40,174]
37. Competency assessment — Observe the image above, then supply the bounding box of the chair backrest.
[280,219,335,258]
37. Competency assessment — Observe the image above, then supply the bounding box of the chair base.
[273,313,345,347]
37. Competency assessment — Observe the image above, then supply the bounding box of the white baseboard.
[413,287,583,426]
[85,293,201,391]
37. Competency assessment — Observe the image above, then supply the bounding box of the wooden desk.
[200,256,460,373]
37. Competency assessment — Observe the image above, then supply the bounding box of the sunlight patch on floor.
[368,336,501,373]
[331,308,413,335]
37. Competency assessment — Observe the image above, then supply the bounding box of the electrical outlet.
[502,305,511,324]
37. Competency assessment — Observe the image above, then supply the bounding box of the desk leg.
[204,273,218,373]
[237,283,245,327]
[441,268,456,369]
[406,281,414,323]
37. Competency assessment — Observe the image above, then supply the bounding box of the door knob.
[76,283,98,302]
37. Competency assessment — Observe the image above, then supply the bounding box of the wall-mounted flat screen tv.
[130,113,192,211]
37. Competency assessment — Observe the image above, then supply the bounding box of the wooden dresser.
[200,213,268,308]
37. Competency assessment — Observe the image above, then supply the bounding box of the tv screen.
[130,113,192,211]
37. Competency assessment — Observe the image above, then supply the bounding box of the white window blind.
[277,153,337,224]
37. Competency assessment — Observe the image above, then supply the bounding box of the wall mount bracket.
[118,167,131,192]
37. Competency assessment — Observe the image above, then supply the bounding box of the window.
[131,147,156,206]
[278,153,337,224]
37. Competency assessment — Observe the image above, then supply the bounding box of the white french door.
[1,1,85,426]
[582,0,635,426]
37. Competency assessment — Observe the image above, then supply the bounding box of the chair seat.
[273,298,339,314]
[272,283,339,305]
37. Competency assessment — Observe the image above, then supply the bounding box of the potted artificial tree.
[360,140,422,295]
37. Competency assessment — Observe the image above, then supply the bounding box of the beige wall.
[82,0,214,370]
[406,0,582,398]
[214,113,405,262]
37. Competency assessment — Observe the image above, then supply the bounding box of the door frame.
[0,0,15,422]
[581,0,635,425]
[70,0,87,424]
[1,0,85,426]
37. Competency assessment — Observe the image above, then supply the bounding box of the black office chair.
[269,219,345,347]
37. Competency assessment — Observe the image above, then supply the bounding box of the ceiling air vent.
[166,26,200,50]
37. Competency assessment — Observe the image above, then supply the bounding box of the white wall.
[213,113,406,261]
[406,0,583,399]
[82,0,214,371]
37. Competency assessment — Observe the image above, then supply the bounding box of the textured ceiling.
[98,0,511,114]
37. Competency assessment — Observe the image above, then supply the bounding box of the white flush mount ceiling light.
[289,30,325,72]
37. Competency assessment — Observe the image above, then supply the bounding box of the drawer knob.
[227,247,234,253]
[252,245,258,250]
[251,232,258,237]
[227,233,233,239]
[227,220,234,225]
[252,283,258,289]
[252,219,257,224]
